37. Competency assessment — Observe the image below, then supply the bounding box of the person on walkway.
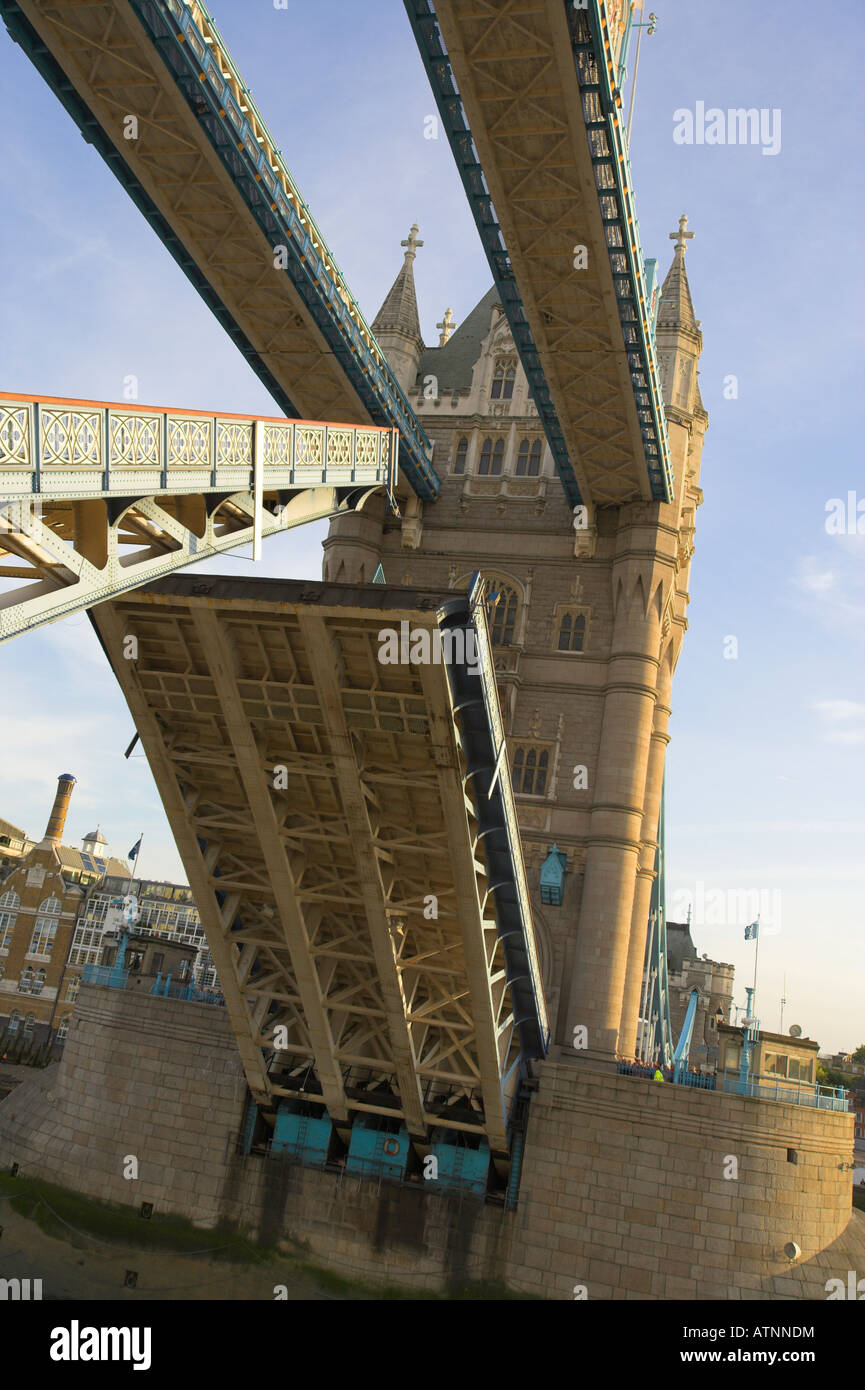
[653,1067,664,1083]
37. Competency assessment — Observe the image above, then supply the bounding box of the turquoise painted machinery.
[637,776,674,1066]
[271,1104,333,1166]
[427,1131,490,1197]
[345,1116,410,1182]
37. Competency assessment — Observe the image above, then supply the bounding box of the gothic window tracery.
[491,361,515,401]
[453,436,468,474]
[511,744,550,796]
[486,582,519,644]
[479,437,505,475]
[516,437,542,476]
[554,604,591,653]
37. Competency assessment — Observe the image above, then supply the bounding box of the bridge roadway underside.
[91,575,547,1163]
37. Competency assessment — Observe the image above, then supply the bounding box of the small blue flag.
[744,921,759,940]
[128,836,142,863]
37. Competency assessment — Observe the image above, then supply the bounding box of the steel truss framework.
[91,577,548,1158]
[0,393,395,642]
[2,0,437,499]
[405,0,672,508]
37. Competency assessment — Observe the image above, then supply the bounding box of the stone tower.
[324,220,709,1063]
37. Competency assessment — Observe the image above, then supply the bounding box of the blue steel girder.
[404,0,673,508]
[1,0,439,502]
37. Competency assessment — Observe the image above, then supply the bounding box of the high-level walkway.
[0,393,395,640]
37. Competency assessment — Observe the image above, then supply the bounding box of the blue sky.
[0,1,862,1050]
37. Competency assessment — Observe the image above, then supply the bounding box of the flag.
[744,921,759,940]
[128,836,142,863]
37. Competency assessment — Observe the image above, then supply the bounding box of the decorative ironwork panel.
[354,430,379,469]
[109,412,161,469]
[40,408,101,468]
[263,423,293,469]
[295,426,324,468]
[167,416,213,468]
[327,429,353,467]
[0,405,31,468]
[216,420,253,469]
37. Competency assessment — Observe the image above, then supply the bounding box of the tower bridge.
[1,2,857,1296]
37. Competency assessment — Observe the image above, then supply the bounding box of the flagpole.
[752,914,760,1014]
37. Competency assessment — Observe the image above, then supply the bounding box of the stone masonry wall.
[0,986,857,1299]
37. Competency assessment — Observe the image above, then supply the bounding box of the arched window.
[486,582,519,644]
[0,889,19,947]
[491,361,516,400]
[38,896,62,915]
[453,436,468,474]
[8,1009,22,1035]
[516,438,542,476]
[23,1012,35,1038]
[557,611,587,652]
[31,969,46,997]
[512,746,549,796]
[66,975,80,1002]
[478,437,505,476]
[58,1016,70,1041]
[18,966,34,994]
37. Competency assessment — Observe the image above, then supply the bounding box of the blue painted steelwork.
[240,1096,258,1156]
[151,975,225,1005]
[81,963,130,990]
[539,844,566,907]
[719,1075,850,1112]
[617,1060,849,1110]
[345,1116,410,1182]
[403,0,673,505]
[672,987,699,1084]
[0,0,437,502]
[438,579,549,1060]
[403,0,581,508]
[565,2,673,502]
[272,1105,333,1165]
[738,986,759,1090]
[637,777,673,1066]
[428,1131,490,1196]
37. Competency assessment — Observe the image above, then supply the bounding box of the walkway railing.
[81,962,224,1008]
[81,964,129,989]
[617,1061,850,1112]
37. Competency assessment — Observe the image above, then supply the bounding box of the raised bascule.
[0,0,859,1299]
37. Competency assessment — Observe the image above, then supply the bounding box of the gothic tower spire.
[371,224,425,394]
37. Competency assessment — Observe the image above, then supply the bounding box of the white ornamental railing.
[0,394,397,497]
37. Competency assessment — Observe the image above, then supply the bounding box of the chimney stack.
[44,773,76,844]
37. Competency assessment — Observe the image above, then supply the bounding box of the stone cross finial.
[401,224,423,261]
[437,307,456,345]
[669,213,694,253]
